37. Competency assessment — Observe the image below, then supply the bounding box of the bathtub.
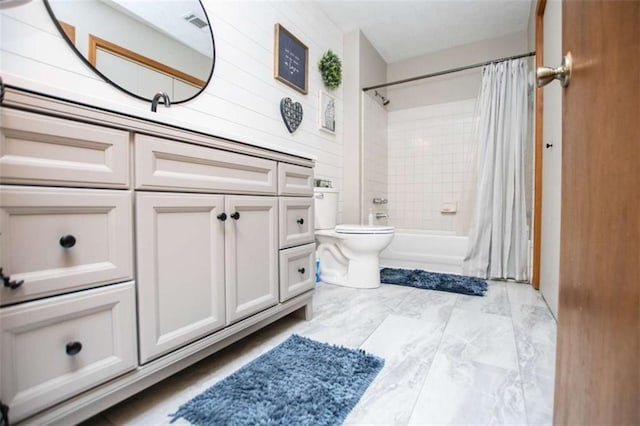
[379,230,468,275]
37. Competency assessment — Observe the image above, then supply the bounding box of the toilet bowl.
[314,188,394,289]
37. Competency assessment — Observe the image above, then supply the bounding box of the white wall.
[49,0,211,81]
[342,30,362,225]
[0,0,344,202]
[540,0,562,318]
[342,30,387,224]
[386,31,529,110]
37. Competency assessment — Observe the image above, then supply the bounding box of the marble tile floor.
[85,281,557,426]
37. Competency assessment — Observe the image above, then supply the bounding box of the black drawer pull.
[298,267,305,274]
[59,235,76,248]
[230,212,240,220]
[217,213,227,221]
[65,341,83,356]
[0,267,23,290]
[296,218,304,225]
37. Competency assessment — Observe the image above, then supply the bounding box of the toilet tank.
[314,188,339,230]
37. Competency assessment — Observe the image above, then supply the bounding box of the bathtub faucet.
[375,212,388,219]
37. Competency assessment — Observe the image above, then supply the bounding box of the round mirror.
[44,0,215,104]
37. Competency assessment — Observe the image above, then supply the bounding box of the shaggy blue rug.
[380,267,487,296]
[169,335,384,425]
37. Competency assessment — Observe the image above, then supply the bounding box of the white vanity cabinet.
[0,86,315,425]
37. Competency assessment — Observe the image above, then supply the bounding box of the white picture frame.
[318,90,336,134]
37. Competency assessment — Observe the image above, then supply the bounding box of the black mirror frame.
[43,0,215,104]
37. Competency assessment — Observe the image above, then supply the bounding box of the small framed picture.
[318,90,336,134]
[274,24,308,94]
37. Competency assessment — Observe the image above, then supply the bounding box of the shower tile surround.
[85,281,556,425]
[363,92,389,224]
[386,98,477,233]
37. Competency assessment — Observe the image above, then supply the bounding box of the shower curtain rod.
[362,51,536,92]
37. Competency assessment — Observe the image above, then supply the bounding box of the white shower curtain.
[463,58,529,281]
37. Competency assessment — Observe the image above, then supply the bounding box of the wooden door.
[555,1,639,424]
[225,196,278,325]
[136,192,226,363]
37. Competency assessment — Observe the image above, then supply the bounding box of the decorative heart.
[280,97,303,133]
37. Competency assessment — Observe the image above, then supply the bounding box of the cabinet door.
[0,282,137,423]
[0,186,133,306]
[136,192,226,363]
[225,196,278,325]
[279,243,316,302]
[0,108,130,188]
[135,135,277,195]
[278,197,315,249]
[277,163,313,196]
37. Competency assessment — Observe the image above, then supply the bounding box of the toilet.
[314,187,394,288]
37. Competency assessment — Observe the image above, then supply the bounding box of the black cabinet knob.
[230,212,240,220]
[545,143,553,149]
[296,218,304,225]
[59,235,76,248]
[298,267,305,274]
[0,267,23,290]
[65,341,82,356]
[217,213,227,221]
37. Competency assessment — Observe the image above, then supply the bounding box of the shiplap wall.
[0,1,344,215]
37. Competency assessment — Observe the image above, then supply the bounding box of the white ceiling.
[102,0,214,58]
[316,0,533,63]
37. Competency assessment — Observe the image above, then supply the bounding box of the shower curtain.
[463,58,529,281]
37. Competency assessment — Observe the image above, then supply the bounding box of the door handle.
[536,52,572,88]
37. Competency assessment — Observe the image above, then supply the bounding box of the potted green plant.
[318,50,342,90]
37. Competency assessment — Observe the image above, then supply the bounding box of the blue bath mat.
[169,334,384,425]
[380,267,487,296]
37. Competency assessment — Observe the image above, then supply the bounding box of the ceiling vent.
[183,13,208,29]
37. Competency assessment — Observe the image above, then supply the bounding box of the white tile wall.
[362,93,389,225]
[387,98,477,233]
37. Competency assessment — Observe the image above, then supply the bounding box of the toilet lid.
[335,224,394,234]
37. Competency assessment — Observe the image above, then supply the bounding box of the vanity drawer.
[278,197,314,249]
[0,281,137,423]
[279,243,315,302]
[0,108,130,188]
[0,186,133,306]
[277,163,313,196]
[135,134,277,194]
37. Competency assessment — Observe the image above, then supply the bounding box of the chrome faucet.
[151,92,171,112]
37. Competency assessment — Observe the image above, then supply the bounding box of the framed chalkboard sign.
[274,24,308,95]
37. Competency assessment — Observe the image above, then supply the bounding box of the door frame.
[531,0,547,290]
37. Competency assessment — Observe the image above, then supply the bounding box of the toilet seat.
[335,224,394,234]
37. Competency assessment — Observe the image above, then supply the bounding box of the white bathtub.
[379,230,468,274]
